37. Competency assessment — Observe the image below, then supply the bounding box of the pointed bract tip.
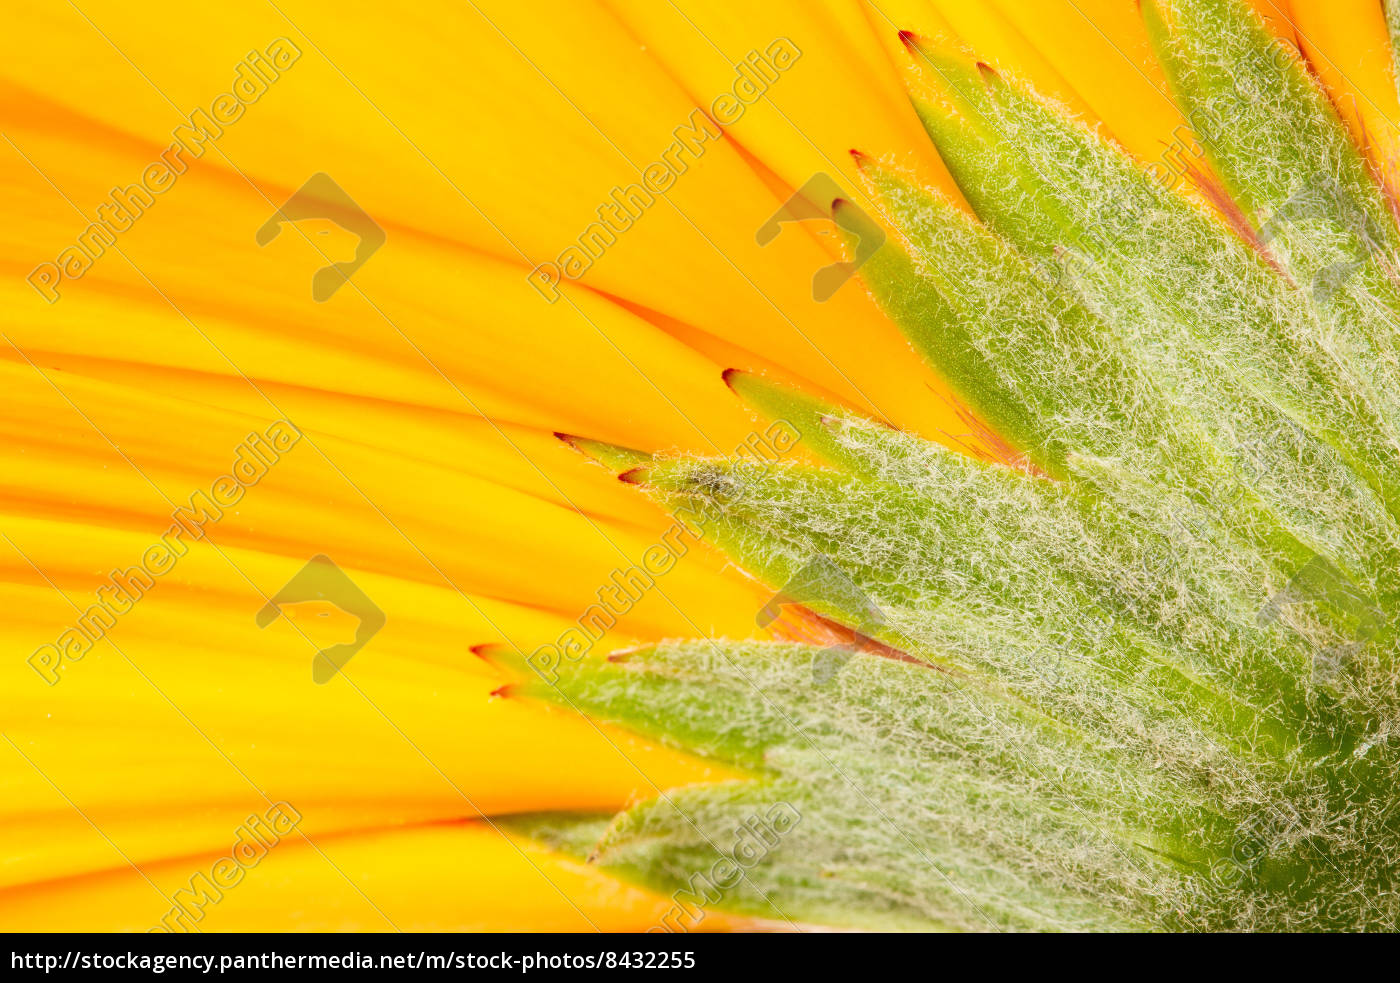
[554,431,581,450]
[469,642,501,660]
[849,148,869,169]
[720,366,746,391]
[488,682,514,699]
[975,61,1001,83]
[470,643,515,677]
[618,465,652,486]
[897,29,921,51]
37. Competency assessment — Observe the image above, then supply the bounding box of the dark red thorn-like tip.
[618,465,651,486]
[488,683,514,699]
[469,642,501,660]
[975,61,1000,82]
[898,29,921,51]
[607,643,646,664]
[849,148,869,169]
[720,367,744,390]
[556,432,598,460]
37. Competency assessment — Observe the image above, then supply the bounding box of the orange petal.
[1288,0,1400,202]
[0,820,764,931]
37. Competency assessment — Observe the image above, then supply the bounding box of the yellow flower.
[2,0,1399,931]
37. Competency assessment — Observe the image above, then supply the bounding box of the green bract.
[510,0,1400,931]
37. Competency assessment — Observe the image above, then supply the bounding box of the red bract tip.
[849,148,869,168]
[488,683,513,699]
[607,644,644,663]
[898,29,921,50]
[720,367,744,390]
[469,642,498,660]
[975,61,1000,82]
[618,465,651,486]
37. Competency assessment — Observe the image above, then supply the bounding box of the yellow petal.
[0,820,762,931]
[982,0,1205,191]
[1288,0,1400,202]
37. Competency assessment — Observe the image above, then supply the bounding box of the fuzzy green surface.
[514,0,1400,932]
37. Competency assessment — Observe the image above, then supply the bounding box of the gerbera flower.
[4,0,1400,932]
